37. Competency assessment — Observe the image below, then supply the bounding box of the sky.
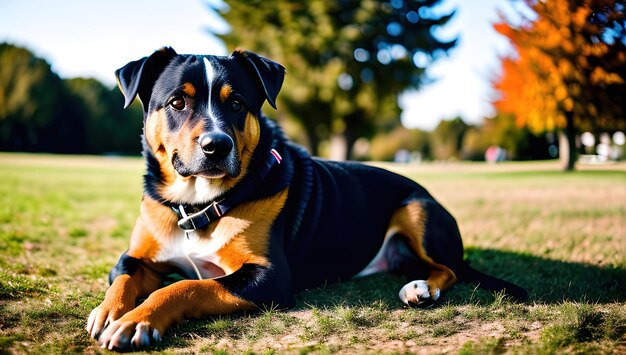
[0,0,516,131]
[400,0,516,130]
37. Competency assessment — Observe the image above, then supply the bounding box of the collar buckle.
[177,201,223,231]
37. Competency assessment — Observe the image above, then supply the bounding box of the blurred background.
[0,0,624,171]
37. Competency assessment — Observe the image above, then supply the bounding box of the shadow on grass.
[162,248,625,349]
[296,247,626,310]
[462,248,625,304]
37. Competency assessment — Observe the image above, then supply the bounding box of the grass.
[0,153,625,354]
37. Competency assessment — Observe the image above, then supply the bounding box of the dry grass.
[1,154,625,354]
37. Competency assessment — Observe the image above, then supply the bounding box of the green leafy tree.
[0,43,80,152]
[0,43,143,155]
[213,0,456,158]
[65,78,143,154]
[0,43,90,153]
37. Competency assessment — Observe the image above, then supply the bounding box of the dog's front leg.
[87,262,162,340]
[87,217,165,340]
[96,276,256,350]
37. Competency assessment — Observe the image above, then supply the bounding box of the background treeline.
[2,0,625,167]
[0,43,143,154]
[0,42,594,162]
[368,115,553,161]
[0,42,553,160]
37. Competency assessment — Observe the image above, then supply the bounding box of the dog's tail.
[456,262,528,301]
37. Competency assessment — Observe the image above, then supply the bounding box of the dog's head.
[116,47,285,204]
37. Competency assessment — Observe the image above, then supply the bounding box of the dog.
[86,47,527,350]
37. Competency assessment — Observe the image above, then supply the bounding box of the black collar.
[172,149,282,231]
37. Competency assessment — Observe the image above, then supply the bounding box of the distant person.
[485,146,506,163]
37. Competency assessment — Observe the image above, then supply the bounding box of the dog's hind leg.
[388,199,464,307]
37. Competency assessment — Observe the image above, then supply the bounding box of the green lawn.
[1,153,625,354]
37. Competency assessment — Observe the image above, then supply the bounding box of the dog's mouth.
[195,168,227,179]
[171,152,240,179]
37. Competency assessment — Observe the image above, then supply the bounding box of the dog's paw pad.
[399,280,440,307]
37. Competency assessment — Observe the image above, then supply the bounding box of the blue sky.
[0,0,516,131]
[400,0,517,130]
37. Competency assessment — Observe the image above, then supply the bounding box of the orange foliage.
[494,0,626,134]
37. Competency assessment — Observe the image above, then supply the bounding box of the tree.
[213,0,456,159]
[461,113,554,161]
[494,0,626,171]
[1,43,59,151]
[65,78,143,154]
[0,43,146,154]
[429,116,468,161]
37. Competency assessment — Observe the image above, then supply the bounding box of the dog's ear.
[115,47,178,111]
[231,49,285,109]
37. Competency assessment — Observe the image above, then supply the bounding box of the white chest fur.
[151,213,251,280]
[154,229,229,280]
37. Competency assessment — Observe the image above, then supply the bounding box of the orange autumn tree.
[494,0,626,170]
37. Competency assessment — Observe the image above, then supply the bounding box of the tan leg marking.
[388,202,457,305]
[96,279,254,350]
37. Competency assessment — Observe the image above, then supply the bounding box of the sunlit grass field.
[1,153,624,354]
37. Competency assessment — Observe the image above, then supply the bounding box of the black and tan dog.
[86,47,527,350]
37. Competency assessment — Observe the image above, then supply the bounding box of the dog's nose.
[199,132,234,159]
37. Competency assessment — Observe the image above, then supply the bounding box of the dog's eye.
[230,100,243,113]
[169,97,185,110]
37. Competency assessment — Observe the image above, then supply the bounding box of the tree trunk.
[343,126,359,161]
[560,111,577,171]
[341,110,365,161]
[305,129,320,157]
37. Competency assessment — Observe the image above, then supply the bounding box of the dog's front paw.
[86,302,132,340]
[96,312,163,351]
[399,280,440,307]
